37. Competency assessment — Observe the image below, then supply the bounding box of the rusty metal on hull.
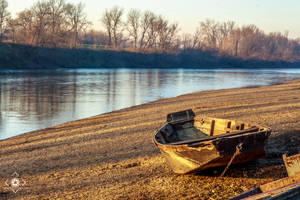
[153,109,271,174]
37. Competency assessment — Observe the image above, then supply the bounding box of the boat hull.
[154,109,271,174]
[156,130,269,174]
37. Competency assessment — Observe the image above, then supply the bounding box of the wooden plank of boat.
[260,153,300,193]
[260,172,300,193]
[154,109,271,174]
[242,183,300,200]
[283,153,300,177]
[232,181,300,200]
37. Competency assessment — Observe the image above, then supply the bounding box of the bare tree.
[231,28,241,56]
[126,9,140,49]
[156,16,179,52]
[155,16,167,50]
[218,21,235,51]
[144,12,158,50]
[9,0,90,48]
[31,1,51,46]
[191,28,203,49]
[0,0,9,41]
[14,9,34,44]
[238,24,263,58]
[139,11,153,50]
[101,6,124,48]
[48,0,65,46]
[101,9,113,46]
[110,6,124,47]
[181,33,193,49]
[65,2,90,48]
[164,23,179,51]
[197,19,219,49]
[6,17,18,42]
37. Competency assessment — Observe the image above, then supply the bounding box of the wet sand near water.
[1,79,300,200]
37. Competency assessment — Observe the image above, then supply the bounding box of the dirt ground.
[1,79,300,200]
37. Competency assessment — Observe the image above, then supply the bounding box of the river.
[1,68,300,140]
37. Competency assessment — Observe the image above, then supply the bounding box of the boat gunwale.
[153,117,271,148]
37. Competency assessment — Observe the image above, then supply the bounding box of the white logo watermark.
[5,172,26,193]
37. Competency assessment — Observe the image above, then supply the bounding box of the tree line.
[0,0,299,62]
[0,0,89,48]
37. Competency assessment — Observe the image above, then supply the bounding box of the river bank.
[1,42,300,70]
[1,79,300,199]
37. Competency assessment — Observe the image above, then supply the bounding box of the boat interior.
[155,110,266,145]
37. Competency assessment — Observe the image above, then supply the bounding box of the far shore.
[0,79,300,199]
[1,42,300,70]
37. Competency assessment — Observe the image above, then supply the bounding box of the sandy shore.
[1,79,300,200]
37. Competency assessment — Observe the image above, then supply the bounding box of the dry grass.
[1,79,300,199]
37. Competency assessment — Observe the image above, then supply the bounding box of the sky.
[7,0,300,39]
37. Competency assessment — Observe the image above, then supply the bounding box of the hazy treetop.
[7,0,300,39]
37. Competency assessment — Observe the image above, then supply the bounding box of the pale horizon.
[8,0,300,39]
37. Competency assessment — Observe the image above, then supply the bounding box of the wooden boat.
[153,109,271,174]
[230,153,300,200]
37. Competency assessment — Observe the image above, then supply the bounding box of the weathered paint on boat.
[153,109,271,174]
[283,153,300,177]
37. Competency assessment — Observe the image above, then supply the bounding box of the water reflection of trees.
[0,70,168,121]
[0,69,184,139]
[1,69,300,139]
[0,72,78,121]
[0,69,258,128]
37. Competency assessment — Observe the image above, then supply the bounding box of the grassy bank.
[0,79,300,199]
[1,42,300,69]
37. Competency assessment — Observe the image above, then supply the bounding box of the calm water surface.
[1,68,300,140]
